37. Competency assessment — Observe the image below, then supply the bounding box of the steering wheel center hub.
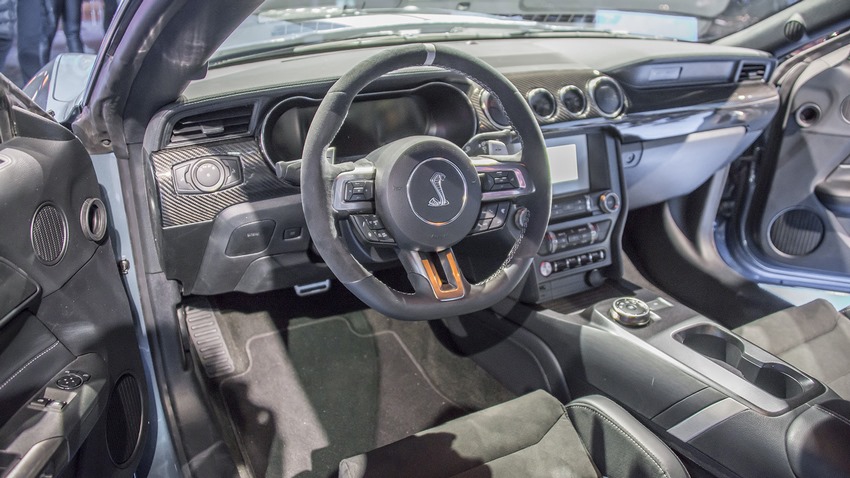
[406,157,468,225]
[374,136,481,251]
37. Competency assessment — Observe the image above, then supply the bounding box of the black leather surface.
[786,399,850,478]
[0,312,73,424]
[567,395,690,478]
[0,258,39,329]
[339,390,689,478]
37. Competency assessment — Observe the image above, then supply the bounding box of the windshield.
[210,0,802,66]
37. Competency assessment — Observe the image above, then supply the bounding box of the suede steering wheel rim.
[301,44,551,320]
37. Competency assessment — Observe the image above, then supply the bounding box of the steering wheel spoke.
[348,213,396,245]
[331,164,377,216]
[473,157,535,201]
[397,248,467,301]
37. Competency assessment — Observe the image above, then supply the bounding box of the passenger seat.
[735,299,850,398]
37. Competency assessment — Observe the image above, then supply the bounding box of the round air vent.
[784,13,807,42]
[589,77,625,117]
[795,103,821,128]
[80,198,108,242]
[107,374,143,466]
[769,208,824,256]
[31,203,68,265]
[526,88,557,120]
[480,90,510,128]
[559,85,587,116]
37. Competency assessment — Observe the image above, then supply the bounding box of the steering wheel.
[301,44,551,320]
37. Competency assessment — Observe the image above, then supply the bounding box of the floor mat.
[218,313,470,478]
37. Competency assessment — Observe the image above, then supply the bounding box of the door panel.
[0,78,149,476]
[730,43,850,290]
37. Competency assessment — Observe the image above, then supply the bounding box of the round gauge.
[526,88,557,120]
[480,90,510,128]
[589,77,625,117]
[559,85,587,116]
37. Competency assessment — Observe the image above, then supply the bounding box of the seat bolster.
[566,395,689,478]
[339,390,590,478]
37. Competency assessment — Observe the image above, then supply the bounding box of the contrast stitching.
[0,341,60,393]
[566,403,669,478]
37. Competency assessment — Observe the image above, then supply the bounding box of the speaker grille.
[769,209,824,256]
[107,374,143,466]
[31,204,67,265]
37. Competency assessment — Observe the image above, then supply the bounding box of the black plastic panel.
[189,194,330,295]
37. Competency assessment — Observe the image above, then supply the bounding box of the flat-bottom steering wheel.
[301,44,551,320]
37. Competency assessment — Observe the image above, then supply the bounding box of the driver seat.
[339,390,689,478]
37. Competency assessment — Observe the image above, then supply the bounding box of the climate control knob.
[539,261,553,277]
[599,192,621,214]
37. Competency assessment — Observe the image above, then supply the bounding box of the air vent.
[518,13,595,25]
[736,62,769,82]
[168,105,253,146]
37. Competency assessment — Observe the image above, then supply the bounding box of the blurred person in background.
[103,0,115,33]
[17,0,51,81]
[0,0,14,71]
[45,0,82,55]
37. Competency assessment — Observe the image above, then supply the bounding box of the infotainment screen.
[547,135,590,197]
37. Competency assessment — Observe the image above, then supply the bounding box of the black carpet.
[215,310,502,478]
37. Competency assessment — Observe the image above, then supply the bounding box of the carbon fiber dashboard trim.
[151,140,295,227]
[472,70,623,131]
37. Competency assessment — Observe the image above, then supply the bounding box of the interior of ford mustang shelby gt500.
[3,0,850,477]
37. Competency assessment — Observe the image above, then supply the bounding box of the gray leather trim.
[667,398,747,442]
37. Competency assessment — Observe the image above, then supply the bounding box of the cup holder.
[753,365,805,399]
[674,324,808,399]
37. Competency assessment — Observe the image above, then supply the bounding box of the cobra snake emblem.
[427,172,450,207]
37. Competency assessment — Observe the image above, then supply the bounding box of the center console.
[446,288,850,478]
[520,131,625,303]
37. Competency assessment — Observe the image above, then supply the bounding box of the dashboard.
[143,37,780,299]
